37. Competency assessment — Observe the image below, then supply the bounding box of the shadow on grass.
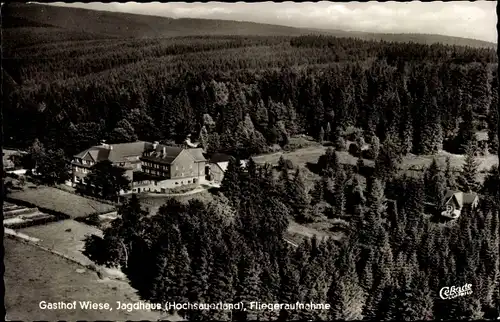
[306,161,374,178]
[207,187,221,195]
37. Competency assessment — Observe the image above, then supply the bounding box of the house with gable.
[204,152,231,183]
[440,190,479,219]
[135,142,207,192]
[71,141,153,186]
[71,139,242,194]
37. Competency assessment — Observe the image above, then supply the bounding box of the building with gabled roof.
[440,190,479,219]
[139,143,206,183]
[71,141,153,185]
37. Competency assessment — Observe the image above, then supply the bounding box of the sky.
[51,1,497,43]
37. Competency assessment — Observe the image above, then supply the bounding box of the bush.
[86,213,101,227]
[82,234,112,266]
[335,137,347,152]
[348,143,360,157]
[342,126,363,141]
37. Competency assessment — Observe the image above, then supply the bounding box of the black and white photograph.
[1,1,499,321]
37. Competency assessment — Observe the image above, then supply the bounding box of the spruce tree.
[327,270,366,321]
[400,105,414,155]
[198,125,209,151]
[318,147,339,174]
[319,126,325,143]
[444,156,457,190]
[487,71,498,154]
[458,140,480,193]
[288,168,310,222]
[325,122,332,141]
[366,177,386,219]
[488,100,499,155]
[367,135,380,160]
[455,107,476,154]
[424,158,446,205]
[310,179,324,206]
[347,174,366,214]
[220,156,242,205]
[374,136,401,181]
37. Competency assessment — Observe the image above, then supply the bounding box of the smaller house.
[441,190,479,219]
[3,148,27,171]
[205,153,232,183]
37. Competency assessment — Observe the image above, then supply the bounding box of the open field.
[138,190,215,214]
[18,220,103,266]
[4,237,174,321]
[254,146,498,179]
[8,186,116,219]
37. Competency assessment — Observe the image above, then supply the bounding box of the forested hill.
[2,1,498,163]
[2,3,496,49]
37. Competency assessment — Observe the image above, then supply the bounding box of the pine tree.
[482,165,500,203]
[366,177,386,219]
[458,140,480,193]
[356,157,365,174]
[319,126,325,143]
[487,96,499,154]
[367,135,380,160]
[333,172,347,218]
[220,157,242,205]
[325,122,332,141]
[455,107,476,154]
[400,105,414,155]
[310,179,324,206]
[198,125,209,151]
[327,271,366,321]
[288,168,310,222]
[318,147,339,174]
[374,136,401,181]
[347,174,366,214]
[444,156,457,190]
[234,255,262,321]
[424,158,446,205]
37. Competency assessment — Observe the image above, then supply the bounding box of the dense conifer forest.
[3,4,498,159]
[3,3,500,320]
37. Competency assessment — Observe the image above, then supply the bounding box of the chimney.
[153,141,159,149]
[162,146,166,157]
[109,145,113,150]
[100,140,110,149]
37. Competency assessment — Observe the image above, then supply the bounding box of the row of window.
[144,168,168,177]
[74,166,90,174]
[74,159,95,166]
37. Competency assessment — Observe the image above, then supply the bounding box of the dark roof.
[443,190,478,207]
[204,152,232,163]
[188,148,207,162]
[74,141,152,163]
[463,192,479,204]
[142,144,206,164]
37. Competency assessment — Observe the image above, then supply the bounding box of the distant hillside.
[2,3,308,38]
[2,2,496,49]
[308,29,497,49]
